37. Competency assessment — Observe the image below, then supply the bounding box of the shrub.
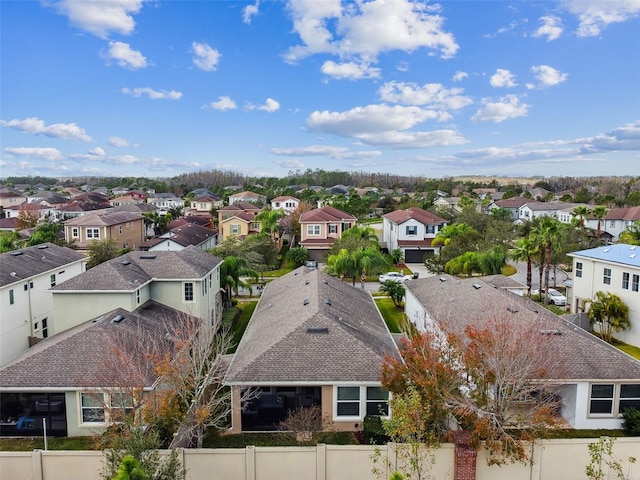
[363,415,389,445]
[622,408,640,436]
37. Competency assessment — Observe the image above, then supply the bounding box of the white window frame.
[632,274,639,293]
[329,224,338,234]
[50,273,56,287]
[575,261,583,278]
[333,385,390,421]
[136,289,141,304]
[622,272,630,290]
[406,225,417,235]
[86,228,100,239]
[588,383,640,417]
[184,282,194,302]
[307,224,321,236]
[231,224,240,235]
[80,392,106,425]
[603,268,612,285]
[72,227,79,238]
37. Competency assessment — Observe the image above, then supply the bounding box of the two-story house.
[217,202,263,242]
[299,206,357,261]
[568,244,640,348]
[146,193,185,214]
[188,194,223,215]
[0,243,86,366]
[590,206,640,242]
[270,195,300,215]
[50,248,223,331]
[485,197,529,221]
[0,188,27,211]
[382,207,447,263]
[141,223,217,252]
[63,211,145,249]
[228,191,266,206]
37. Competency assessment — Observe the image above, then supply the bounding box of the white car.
[546,288,567,306]
[379,272,412,283]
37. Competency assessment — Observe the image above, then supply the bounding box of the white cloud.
[378,81,472,111]
[483,21,518,39]
[321,60,380,80]
[490,68,517,88]
[471,95,529,123]
[4,147,63,161]
[531,65,568,87]
[102,41,148,69]
[247,98,281,112]
[192,42,221,71]
[562,0,640,37]
[284,0,458,66]
[243,1,260,24]
[89,147,105,156]
[0,117,92,141]
[274,158,305,169]
[533,15,563,41]
[121,87,182,100]
[205,96,237,111]
[452,71,468,82]
[306,104,467,148]
[270,145,381,159]
[108,136,132,147]
[49,0,145,38]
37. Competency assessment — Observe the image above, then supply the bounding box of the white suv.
[379,272,413,283]
[546,288,567,306]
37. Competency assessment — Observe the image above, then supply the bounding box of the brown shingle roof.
[299,206,356,223]
[224,267,402,385]
[605,206,640,221]
[406,275,640,380]
[63,211,143,226]
[383,207,446,225]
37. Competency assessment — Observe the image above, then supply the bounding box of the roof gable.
[300,206,356,223]
[384,206,446,225]
[1,243,86,287]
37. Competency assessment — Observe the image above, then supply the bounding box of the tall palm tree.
[379,280,406,309]
[586,291,630,343]
[532,218,564,303]
[509,235,539,296]
[220,256,258,309]
[619,221,640,246]
[353,245,389,288]
[571,205,590,231]
[341,224,378,243]
[327,248,357,283]
[255,208,286,243]
[592,206,607,243]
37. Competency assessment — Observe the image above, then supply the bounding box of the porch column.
[230,386,242,434]
[453,431,477,480]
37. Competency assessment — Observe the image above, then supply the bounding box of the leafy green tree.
[26,222,63,246]
[285,246,309,267]
[327,248,357,283]
[586,291,631,344]
[619,221,640,246]
[390,248,404,266]
[509,236,539,296]
[379,280,406,309]
[255,208,286,242]
[0,231,23,252]
[88,237,121,268]
[220,256,258,308]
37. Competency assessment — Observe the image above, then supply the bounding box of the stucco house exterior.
[299,206,357,261]
[404,274,640,430]
[219,213,260,242]
[382,207,447,263]
[63,211,145,250]
[485,197,529,221]
[270,195,300,214]
[224,266,402,433]
[0,301,188,438]
[587,206,640,242]
[188,194,223,215]
[0,243,86,366]
[50,248,223,331]
[568,244,640,348]
[0,188,27,210]
[140,223,217,251]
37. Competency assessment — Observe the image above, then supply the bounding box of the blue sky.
[1,0,639,180]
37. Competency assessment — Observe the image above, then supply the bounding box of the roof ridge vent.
[472,283,481,289]
[540,329,561,335]
[37,245,49,249]
[507,306,519,313]
[10,251,24,256]
[439,276,447,282]
[303,298,310,306]
[324,298,332,305]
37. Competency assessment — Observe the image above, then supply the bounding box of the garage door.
[405,249,426,263]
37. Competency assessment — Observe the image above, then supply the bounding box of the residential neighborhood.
[1,173,640,479]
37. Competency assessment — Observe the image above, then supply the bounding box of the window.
[426,225,435,234]
[633,274,639,293]
[603,268,611,285]
[24,284,28,291]
[109,393,134,422]
[307,225,320,236]
[34,321,39,332]
[9,289,14,305]
[335,386,390,419]
[81,393,105,423]
[406,226,417,235]
[136,289,141,304]
[329,224,338,234]
[72,227,79,238]
[202,281,207,296]
[42,318,48,338]
[118,225,123,234]
[231,224,240,235]
[620,384,640,413]
[50,274,56,287]
[184,282,194,302]
[336,387,360,417]
[590,384,614,415]
[575,262,583,278]
[622,272,630,290]
[86,228,99,239]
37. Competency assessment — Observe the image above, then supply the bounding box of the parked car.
[379,272,413,283]
[546,288,567,306]
[531,288,567,306]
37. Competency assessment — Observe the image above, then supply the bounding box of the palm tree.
[532,218,564,303]
[353,245,389,288]
[509,235,539,296]
[327,248,357,283]
[341,224,378,243]
[390,248,405,266]
[619,221,640,246]
[571,205,590,230]
[379,280,406,309]
[592,206,607,243]
[586,291,630,343]
[220,256,259,309]
[255,208,286,243]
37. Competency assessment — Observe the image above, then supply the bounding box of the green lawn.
[227,301,257,354]
[203,431,359,448]
[375,297,406,334]
[0,436,96,451]
[613,341,640,361]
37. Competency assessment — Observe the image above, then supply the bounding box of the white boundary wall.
[1,439,639,480]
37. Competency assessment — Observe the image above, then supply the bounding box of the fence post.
[32,449,43,480]
[316,444,326,480]
[245,445,256,480]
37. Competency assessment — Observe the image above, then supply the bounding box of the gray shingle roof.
[0,243,86,288]
[0,301,185,389]
[52,247,222,291]
[406,275,640,381]
[63,211,143,226]
[224,267,402,385]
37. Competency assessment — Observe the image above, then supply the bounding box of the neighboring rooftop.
[383,206,446,225]
[569,244,640,268]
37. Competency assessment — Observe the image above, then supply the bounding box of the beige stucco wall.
[3,439,640,480]
[52,291,137,334]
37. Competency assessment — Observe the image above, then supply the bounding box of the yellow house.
[219,213,261,242]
